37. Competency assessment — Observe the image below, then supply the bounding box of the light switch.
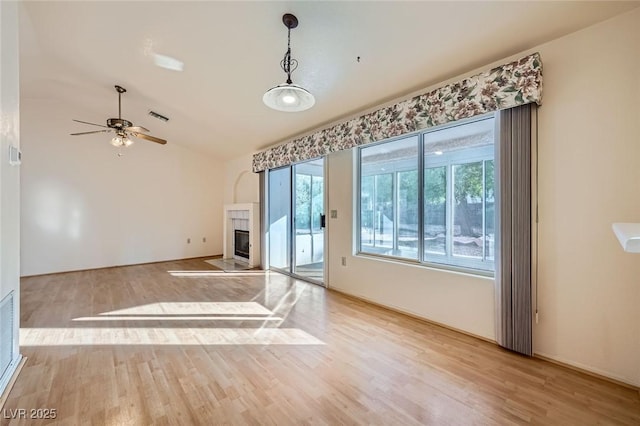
[330,210,338,219]
[9,145,21,166]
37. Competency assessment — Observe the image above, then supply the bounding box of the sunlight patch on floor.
[72,316,283,322]
[168,270,265,277]
[98,302,274,316]
[20,327,325,346]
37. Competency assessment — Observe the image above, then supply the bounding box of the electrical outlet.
[187,238,191,244]
[341,256,346,266]
[202,237,206,243]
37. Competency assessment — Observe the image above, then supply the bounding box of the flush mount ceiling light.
[263,13,315,112]
[153,53,184,72]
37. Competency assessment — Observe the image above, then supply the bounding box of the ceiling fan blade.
[70,129,113,136]
[131,132,167,145]
[126,125,149,133]
[73,119,109,128]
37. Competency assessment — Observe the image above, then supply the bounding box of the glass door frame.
[265,158,326,286]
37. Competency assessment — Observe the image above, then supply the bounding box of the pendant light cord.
[280,25,298,84]
[285,27,292,84]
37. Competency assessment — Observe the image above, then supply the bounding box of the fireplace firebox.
[234,230,250,260]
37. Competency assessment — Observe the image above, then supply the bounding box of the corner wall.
[21,98,224,276]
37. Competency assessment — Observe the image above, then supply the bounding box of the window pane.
[360,175,375,247]
[423,116,495,271]
[424,166,446,256]
[374,173,393,249]
[424,117,495,155]
[295,174,311,232]
[311,176,324,232]
[357,115,495,273]
[268,168,291,269]
[398,170,418,258]
[453,162,483,259]
[360,136,419,258]
[484,160,495,261]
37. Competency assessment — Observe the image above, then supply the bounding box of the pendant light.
[263,13,315,112]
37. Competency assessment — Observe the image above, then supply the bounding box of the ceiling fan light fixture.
[71,85,167,150]
[263,83,315,112]
[111,135,124,147]
[263,13,315,112]
[111,134,133,148]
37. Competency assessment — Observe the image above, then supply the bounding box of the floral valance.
[252,52,542,173]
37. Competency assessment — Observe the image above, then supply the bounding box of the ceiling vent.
[148,110,169,122]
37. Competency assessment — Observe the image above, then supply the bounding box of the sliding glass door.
[268,158,325,284]
[268,167,291,270]
[293,159,324,281]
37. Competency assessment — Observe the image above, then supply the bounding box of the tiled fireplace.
[223,203,260,267]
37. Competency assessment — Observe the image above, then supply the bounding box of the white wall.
[228,10,640,386]
[21,98,224,276]
[0,0,23,389]
[224,153,259,205]
[533,9,640,386]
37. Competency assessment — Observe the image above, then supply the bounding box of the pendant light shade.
[263,14,315,112]
[263,83,315,112]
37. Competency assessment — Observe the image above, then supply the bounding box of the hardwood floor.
[3,259,639,425]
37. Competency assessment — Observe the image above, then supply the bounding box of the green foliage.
[485,160,494,200]
[424,167,446,204]
[375,174,394,221]
[454,162,483,204]
[399,170,418,205]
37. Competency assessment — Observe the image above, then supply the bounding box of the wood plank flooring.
[3,259,639,425]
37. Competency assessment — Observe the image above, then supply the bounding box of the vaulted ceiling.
[19,1,639,159]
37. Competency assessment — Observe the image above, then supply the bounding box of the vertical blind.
[495,104,533,356]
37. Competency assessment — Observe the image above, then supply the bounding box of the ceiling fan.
[71,85,167,149]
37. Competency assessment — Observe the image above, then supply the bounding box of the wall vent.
[0,292,14,383]
[148,110,169,122]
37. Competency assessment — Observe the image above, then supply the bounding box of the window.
[358,116,495,273]
[360,136,419,260]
